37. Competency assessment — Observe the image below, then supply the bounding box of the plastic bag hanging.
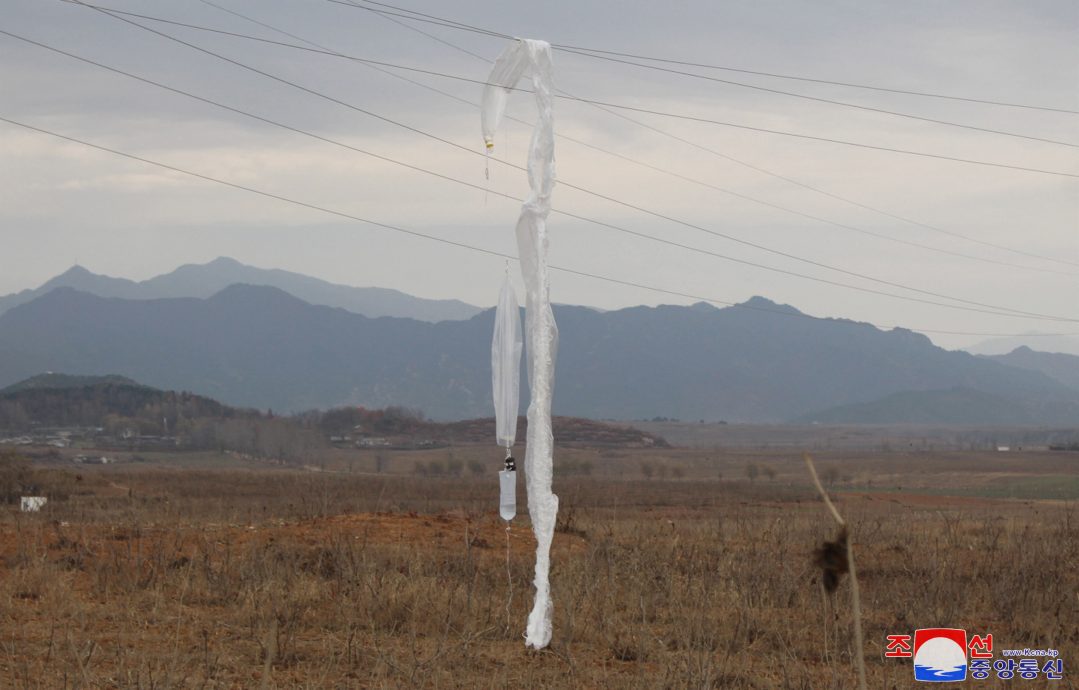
[492,272,522,522]
[492,272,522,452]
[482,38,559,651]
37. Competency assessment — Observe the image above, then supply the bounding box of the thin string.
[504,522,514,631]
[483,146,490,206]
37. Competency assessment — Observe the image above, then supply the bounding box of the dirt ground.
[0,445,1076,688]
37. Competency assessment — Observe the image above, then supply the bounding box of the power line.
[6,113,1079,339]
[551,45,1079,149]
[62,2,1079,180]
[171,3,1079,279]
[346,0,491,62]
[24,19,1077,323]
[186,1,1079,269]
[554,97,1079,178]
[343,0,1079,117]
[574,100,1079,272]
[550,46,1079,117]
[561,88,1079,267]
[347,1,1079,149]
[0,36,1052,326]
[202,0,506,148]
[48,12,1079,319]
[348,2,1079,275]
[330,0,511,40]
[0,115,512,257]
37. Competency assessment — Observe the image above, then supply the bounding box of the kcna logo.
[886,628,1064,682]
[886,628,985,682]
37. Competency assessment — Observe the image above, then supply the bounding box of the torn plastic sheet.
[491,272,522,451]
[481,37,559,650]
[492,272,521,523]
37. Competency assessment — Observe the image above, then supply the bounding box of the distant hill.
[965,334,1079,357]
[442,416,667,448]
[793,387,1061,426]
[0,374,663,451]
[0,258,482,322]
[982,347,1079,391]
[306,406,666,448]
[0,374,245,432]
[2,286,1077,424]
[0,373,142,395]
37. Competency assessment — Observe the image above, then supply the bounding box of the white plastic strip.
[492,272,522,450]
[481,38,559,650]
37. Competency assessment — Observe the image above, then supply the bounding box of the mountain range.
[0,258,482,323]
[2,275,1079,424]
[982,347,1079,391]
[966,334,1079,357]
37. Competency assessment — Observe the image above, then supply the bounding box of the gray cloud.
[2,0,1077,350]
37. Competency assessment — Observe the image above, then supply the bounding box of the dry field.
[0,446,1077,688]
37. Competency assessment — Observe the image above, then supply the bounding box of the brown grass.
[0,448,1076,688]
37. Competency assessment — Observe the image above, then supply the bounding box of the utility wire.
[23,19,1077,323]
[155,1,1079,269]
[349,1,1079,149]
[335,0,493,61]
[0,36,1056,324]
[573,97,1079,269]
[6,113,1079,339]
[181,2,1079,278]
[61,2,1079,180]
[552,44,1079,148]
[551,46,1079,117]
[554,98,1079,178]
[348,2,1079,274]
[343,0,1079,116]
[329,0,511,40]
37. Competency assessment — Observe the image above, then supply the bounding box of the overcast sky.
[2,0,1077,349]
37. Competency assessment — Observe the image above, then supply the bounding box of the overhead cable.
[61,2,1079,179]
[17,21,1076,323]
[346,1,1079,272]
[6,113,1079,339]
[341,0,1079,116]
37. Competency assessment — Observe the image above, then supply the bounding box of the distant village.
[0,425,180,452]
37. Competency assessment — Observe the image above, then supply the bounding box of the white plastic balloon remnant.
[481,38,559,650]
[492,272,521,524]
[491,272,522,451]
